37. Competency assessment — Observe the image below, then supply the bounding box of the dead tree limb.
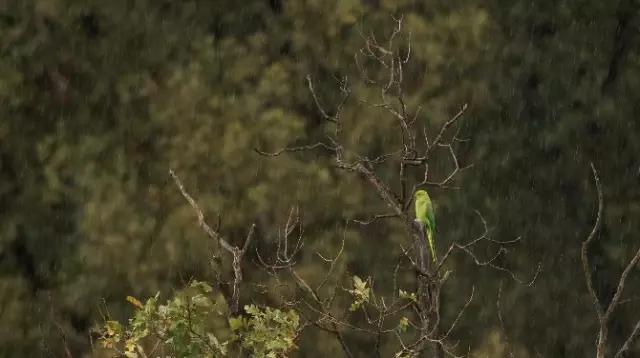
[582,162,640,358]
[169,169,255,316]
[253,16,538,358]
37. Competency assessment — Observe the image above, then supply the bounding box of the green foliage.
[98,281,227,357]
[229,305,299,357]
[347,275,371,312]
[397,316,410,333]
[398,289,417,303]
[97,281,298,358]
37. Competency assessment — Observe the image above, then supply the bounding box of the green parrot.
[414,189,436,263]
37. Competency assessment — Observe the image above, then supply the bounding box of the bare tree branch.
[582,163,605,323]
[581,162,640,358]
[169,169,255,316]
[428,104,469,152]
[614,321,640,358]
[497,281,514,358]
[352,213,399,225]
[581,163,607,357]
[254,142,337,157]
[251,16,536,358]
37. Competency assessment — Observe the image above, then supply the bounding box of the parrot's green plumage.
[414,189,436,262]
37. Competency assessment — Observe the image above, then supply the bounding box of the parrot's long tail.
[427,231,437,263]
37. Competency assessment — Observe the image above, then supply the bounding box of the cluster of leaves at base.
[229,305,299,358]
[98,281,299,358]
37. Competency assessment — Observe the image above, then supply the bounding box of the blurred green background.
[0,0,639,356]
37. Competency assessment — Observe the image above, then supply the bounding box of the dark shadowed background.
[0,0,639,357]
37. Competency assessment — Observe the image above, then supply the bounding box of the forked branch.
[581,162,640,358]
[169,169,255,316]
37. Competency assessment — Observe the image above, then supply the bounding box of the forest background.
[1,0,639,357]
